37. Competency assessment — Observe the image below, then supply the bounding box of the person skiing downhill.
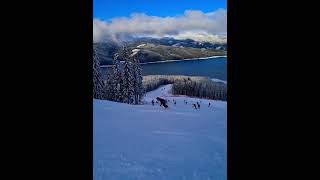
[152,99,154,106]
[208,102,211,107]
[193,103,197,109]
[197,102,200,109]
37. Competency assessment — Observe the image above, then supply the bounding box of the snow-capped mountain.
[131,37,227,50]
[94,37,227,65]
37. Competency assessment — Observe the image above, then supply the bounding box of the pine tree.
[131,53,144,104]
[104,71,115,100]
[102,44,145,104]
[111,52,123,102]
[93,47,105,99]
[121,48,135,104]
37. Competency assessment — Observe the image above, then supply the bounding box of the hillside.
[134,43,226,63]
[94,84,227,180]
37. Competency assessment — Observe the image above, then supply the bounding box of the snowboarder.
[152,99,154,106]
[157,97,168,108]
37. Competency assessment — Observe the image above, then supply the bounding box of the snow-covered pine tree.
[131,53,144,104]
[121,47,135,104]
[104,71,115,100]
[111,52,123,102]
[93,47,105,99]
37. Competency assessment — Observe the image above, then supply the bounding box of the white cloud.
[93,9,227,43]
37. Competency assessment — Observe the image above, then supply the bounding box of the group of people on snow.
[193,102,201,109]
[152,97,213,110]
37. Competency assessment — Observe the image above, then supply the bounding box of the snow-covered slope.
[211,78,227,84]
[94,84,227,180]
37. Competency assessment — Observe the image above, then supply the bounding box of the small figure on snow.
[197,102,200,109]
[152,99,155,106]
[208,102,211,107]
[193,103,197,109]
[174,101,176,105]
[157,97,168,108]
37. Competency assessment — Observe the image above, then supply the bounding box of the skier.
[193,103,197,109]
[197,102,200,109]
[208,102,211,107]
[152,99,154,106]
[174,101,176,105]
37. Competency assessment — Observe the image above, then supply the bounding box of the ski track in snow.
[94,84,227,180]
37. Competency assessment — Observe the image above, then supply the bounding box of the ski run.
[94,84,227,180]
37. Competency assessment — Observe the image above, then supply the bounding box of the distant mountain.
[94,37,227,66]
[130,37,227,50]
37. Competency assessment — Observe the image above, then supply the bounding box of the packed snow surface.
[94,84,227,180]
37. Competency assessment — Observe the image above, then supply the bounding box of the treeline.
[143,75,227,101]
[93,46,145,104]
[143,75,208,92]
[143,75,175,92]
[172,78,227,101]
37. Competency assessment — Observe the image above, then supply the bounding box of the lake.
[101,57,227,81]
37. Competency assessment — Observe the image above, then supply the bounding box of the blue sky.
[94,0,227,20]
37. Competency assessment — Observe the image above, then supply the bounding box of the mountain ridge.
[94,37,227,65]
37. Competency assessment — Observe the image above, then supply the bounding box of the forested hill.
[94,38,227,65]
